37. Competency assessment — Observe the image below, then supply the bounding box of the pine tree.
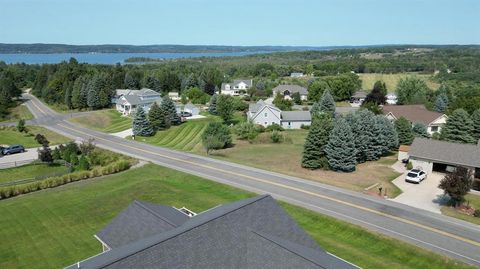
[148,102,166,130]
[301,113,333,169]
[160,96,180,127]
[377,116,398,150]
[412,122,429,138]
[208,94,218,115]
[433,92,449,113]
[318,89,336,116]
[440,109,475,144]
[348,109,376,163]
[132,107,155,137]
[394,117,414,145]
[370,116,390,160]
[325,118,357,172]
[472,109,480,141]
[86,77,101,109]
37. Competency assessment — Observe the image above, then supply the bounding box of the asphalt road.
[23,93,480,267]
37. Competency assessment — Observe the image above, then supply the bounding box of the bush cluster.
[0,160,131,200]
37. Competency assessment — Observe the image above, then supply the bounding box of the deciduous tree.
[201,122,232,154]
[439,167,473,206]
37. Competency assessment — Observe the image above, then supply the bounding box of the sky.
[1,0,479,46]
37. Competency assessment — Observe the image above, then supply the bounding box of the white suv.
[405,169,427,183]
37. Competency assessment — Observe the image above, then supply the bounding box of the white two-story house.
[247,100,311,129]
[218,79,252,96]
[115,88,162,115]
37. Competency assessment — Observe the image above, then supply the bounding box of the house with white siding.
[272,85,308,101]
[382,105,447,135]
[218,79,252,96]
[247,100,311,129]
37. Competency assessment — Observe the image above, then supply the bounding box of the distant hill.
[0,43,334,54]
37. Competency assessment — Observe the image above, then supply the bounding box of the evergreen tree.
[349,109,376,163]
[17,119,26,133]
[52,147,61,160]
[377,116,399,150]
[370,115,390,159]
[412,122,429,138]
[160,96,180,127]
[132,107,155,136]
[208,94,218,115]
[148,102,166,130]
[394,117,414,145]
[325,118,357,172]
[87,78,101,109]
[433,92,449,113]
[64,85,73,109]
[301,113,333,169]
[472,109,480,141]
[317,89,336,116]
[440,109,475,144]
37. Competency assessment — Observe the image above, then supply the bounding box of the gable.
[251,105,281,122]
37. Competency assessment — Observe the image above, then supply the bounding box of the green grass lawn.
[0,164,472,269]
[0,103,34,122]
[0,163,68,184]
[131,116,218,152]
[441,194,480,225]
[0,126,71,148]
[69,109,132,133]
[358,73,440,92]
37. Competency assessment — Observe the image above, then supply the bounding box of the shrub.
[254,124,265,133]
[234,121,258,141]
[201,122,232,154]
[300,124,310,130]
[266,123,284,132]
[474,209,480,218]
[270,130,282,143]
[406,161,413,170]
[78,154,90,170]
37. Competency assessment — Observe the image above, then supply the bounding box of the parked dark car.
[179,111,192,117]
[2,144,25,155]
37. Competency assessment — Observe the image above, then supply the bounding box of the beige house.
[383,105,447,135]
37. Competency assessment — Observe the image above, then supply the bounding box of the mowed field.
[0,163,68,184]
[358,73,440,92]
[0,126,71,148]
[132,116,217,152]
[0,164,472,269]
[69,109,132,133]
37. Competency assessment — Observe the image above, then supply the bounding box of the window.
[288,122,291,126]
[431,126,439,132]
[264,122,268,125]
[264,113,268,117]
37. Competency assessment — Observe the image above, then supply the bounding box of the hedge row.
[0,160,132,199]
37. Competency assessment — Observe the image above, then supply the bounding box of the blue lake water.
[0,51,267,65]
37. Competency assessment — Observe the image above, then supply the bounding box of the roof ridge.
[133,200,179,227]
[93,195,271,268]
[251,230,327,268]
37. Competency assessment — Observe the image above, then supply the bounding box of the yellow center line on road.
[28,96,48,116]
[57,123,480,248]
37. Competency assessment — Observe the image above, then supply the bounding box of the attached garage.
[408,138,480,189]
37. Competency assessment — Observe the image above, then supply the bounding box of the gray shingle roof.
[67,195,356,269]
[273,85,308,95]
[96,201,189,249]
[115,88,161,106]
[281,111,311,121]
[409,138,480,168]
[248,100,266,114]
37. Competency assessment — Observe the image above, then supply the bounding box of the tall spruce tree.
[301,113,333,169]
[325,118,357,172]
[440,109,475,144]
[132,107,154,136]
[472,109,480,141]
[148,102,166,130]
[318,89,336,116]
[160,96,180,127]
[370,116,390,159]
[433,92,449,113]
[348,109,376,163]
[377,115,399,150]
[412,122,429,138]
[208,94,218,115]
[394,117,414,145]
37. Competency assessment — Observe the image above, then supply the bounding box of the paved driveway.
[391,170,447,213]
[0,147,40,168]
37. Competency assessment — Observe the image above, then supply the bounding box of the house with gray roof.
[273,84,308,101]
[247,100,311,129]
[66,195,358,269]
[218,79,253,96]
[408,138,480,180]
[115,88,161,115]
